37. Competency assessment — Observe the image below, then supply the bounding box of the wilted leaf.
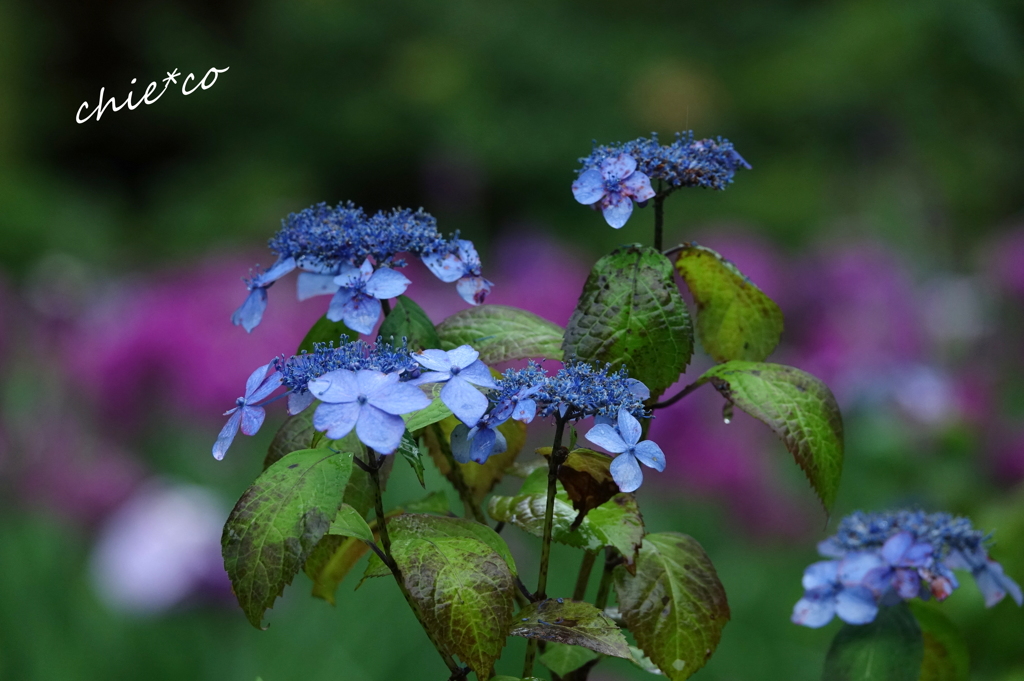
[823,602,923,681]
[615,532,729,680]
[436,304,564,363]
[674,243,783,362]
[378,295,441,351]
[538,447,619,528]
[700,361,844,511]
[222,448,354,627]
[511,599,630,659]
[563,245,693,398]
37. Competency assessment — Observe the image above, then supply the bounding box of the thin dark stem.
[649,378,708,410]
[594,548,621,610]
[368,451,463,679]
[381,298,392,317]
[431,423,488,524]
[573,550,598,601]
[653,191,666,251]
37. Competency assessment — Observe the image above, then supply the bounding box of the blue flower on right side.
[571,153,656,229]
[584,408,665,492]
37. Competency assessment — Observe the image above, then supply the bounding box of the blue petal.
[450,424,474,463]
[288,390,316,415]
[367,378,431,415]
[312,401,361,440]
[616,409,642,447]
[802,561,839,590]
[231,287,268,333]
[621,171,656,202]
[610,452,643,493]
[893,568,921,600]
[447,345,481,369]
[512,398,537,423]
[296,272,339,300]
[333,260,371,288]
[572,169,606,205]
[340,292,383,335]
[881,532,914,564]
[422,251,464,283]
[600,153,637,182]
[248,372,283,403]
[584,424,629,454]
[834,587,879,625]
[632,440,666,472]
[244,363,272,398]
[840,552,887,585]
[601,193,633,229]
[366,267,412,300]
[470,427,497,464]
[791,593,836,628]
[212,411,243,460]
[355,404,406,454]
[255,256,297,285]
[440,376,489,425]
[625,379,650,400]
[413,349,452,373]
[457,359,497,389]
[975,560,1024,607]
[308,369,360,403]
[240,405,266,436]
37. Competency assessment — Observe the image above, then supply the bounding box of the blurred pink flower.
[985,226,1024,298]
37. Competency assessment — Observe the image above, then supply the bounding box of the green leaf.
[539,643,600,677]
[425,415,528,504]
[403,490,452,515]
[511,598,630,659]
[910,602,969,681]
[615,532,730,680]
[435,304,564,363]
[700,361,844,511]
[222,448,354,628]
[397,432,427,487]
[296,314,357,354]
[823,602,923,681]
[394,534,516,679]
[329,503,373,543]
[674,243,784,362]
[264,410,321,470]
[403,393,454,432]
[487,468,644,569]
[562,244,693,398]
[629,646,663,675]
[378,295,441,351]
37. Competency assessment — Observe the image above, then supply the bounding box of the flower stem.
[368,452,465,679]
[649,377,709,410]
[573,550,599,601]
[653,189,666,251]
[594,548,621,610]
[381,298,392,317]
[431,423,488,524]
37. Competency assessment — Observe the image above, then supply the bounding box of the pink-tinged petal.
[791,594,836,628]
[456,276,492,306]
[413,349,452,372]
[231,287,268,333]
[601,193,633,229]
[447,345,481,369]
[512,398,537,423]
[802,561,840,590]
[610,453,643,493]
[366,267,411,300]
[355,405,406,454]
[288,391,316,415]
[440,377,489,425]
[835,587,879,625]
[633,440,666,472]
[312,401,361,440]
[620,171,656,202]
[881,532,914,564]
[584,424,629,454]
[212,411,243,460]
[339,293,382,335]
[572,169,606,205]
[258,256,297,285]
[248,373,283,403]
[422,251,464,283]
[454,239,481,268]
[457,360,497,389]
[840,553,887,585]
[308,369,360,403]
[296,272,339,300]
[240,405,266,436]
[244,363,273,397]
[450,424,473,463]
[893,569,921,600]
[601,153,638,182]
[616,409,642,446]
[367,380,431,415]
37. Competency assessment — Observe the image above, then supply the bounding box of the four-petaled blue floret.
[412,345,497,426]
[212,363,283,460]
[792,510,1022,628]
[571,153,656,229]
[584,409,666,493]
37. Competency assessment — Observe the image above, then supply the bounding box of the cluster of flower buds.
[792,510,1022,628]
[232,202,491,334]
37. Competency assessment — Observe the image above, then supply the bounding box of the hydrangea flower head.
[212,363,283,460]
[584,408,665,492]
[325,259,411,334]
[309,369,430,454]
[412,345,496,425]
[791,554,887,628]
[571,153,656,229]
[423,239,493,305]
[536,360,649,422]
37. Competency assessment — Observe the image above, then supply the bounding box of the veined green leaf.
[511,599,630,659]
[823,602,923,681]
[378,295,441,351]
[436,304,564,363]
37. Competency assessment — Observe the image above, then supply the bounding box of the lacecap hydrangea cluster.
[571,131,750,229]
[212,344,666,493]
[792,510,1022,628]
[232,202,491,334]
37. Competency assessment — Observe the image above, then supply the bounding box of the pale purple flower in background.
[90,481,228,614]
[231,257,297,333]
[412,345,496,425]
[572,153,656,229]
[585,409,665,493]
[309,369,430,454]
[422,239,492,305]
[791,554,885,628]
[212,363,282,460]
[327,259,411,334]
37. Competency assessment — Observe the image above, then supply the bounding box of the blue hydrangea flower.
[212,363,283,459]
[791,554,886,628]
[868,532,934,599]
[325,259,411,334]
[422,239,493,305]
[231,257,297,333]
[584,409,665,493]
[412,345,496,425]
[537,361,649,422]
[308,369,430,454]
[450,413,509,464]
[946,547,1024,607]
[571,153,656,228]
